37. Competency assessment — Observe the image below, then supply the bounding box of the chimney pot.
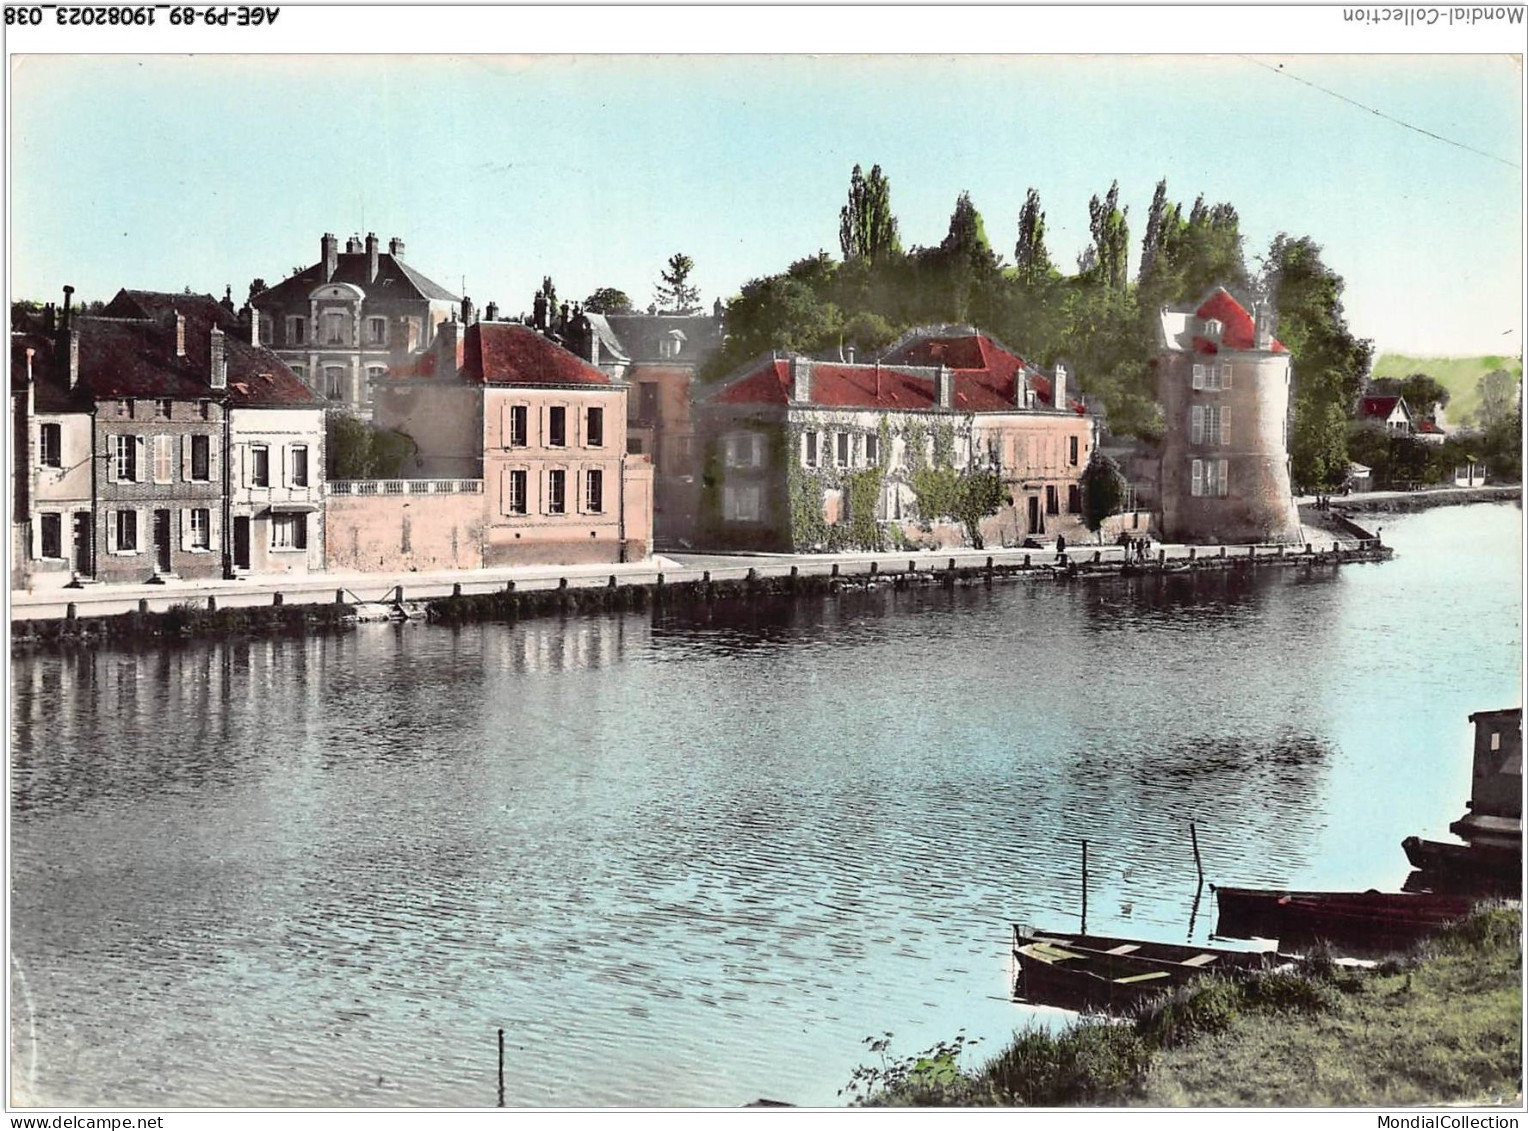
[322,233,339,282]
[485,301,499,322]
[210,326,227,390]
[61,285,75,336]
[462,295,475,325]
[388,236,405,260]
[1052,363,1068,412]
[846,344,857,364]
[366,232,379,283]
[175,311,186,358]
[68,329,80,389]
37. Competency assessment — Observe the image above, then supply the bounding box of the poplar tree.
[1013,188,1054,288]
[838,164,902,265]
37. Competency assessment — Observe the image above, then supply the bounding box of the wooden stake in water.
[1080,839,1089,935]
[1190,821,1205,886]
[497,1028,505,1107]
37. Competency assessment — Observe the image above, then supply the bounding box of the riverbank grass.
[854,907,1521,1107]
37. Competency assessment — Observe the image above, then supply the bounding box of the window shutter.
[106,438,118,484]
[135,436,146,482]
[1220,407,1230,446]
[280,445,288,487]
[1191,405,1204,445]
[500,467,513,516]
[30,518,41,560]
[501,402,512,449]
[208,435,219,484]
[239,444,247,487]
[181,510,192,552]
[1191,459,1203,497]
[1218,459,1229,497]
[181,435,191,481]
[1191,364,1205,391]
[209,506,220,548]
[1221,363,1232,389]
[106,512,117,554]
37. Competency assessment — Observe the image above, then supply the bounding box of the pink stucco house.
[355,317,652,569]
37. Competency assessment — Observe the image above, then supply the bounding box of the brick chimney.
[1052,362,1068,412]
[345,234,362,254]
[485,301,499,322]
[246,305,261,347]
[210,326,226,390]
[322,233,338,282]
[175,311,186,358]
[388,236,405,260]
[935,363,954,410]
[438,318,465,375]
[462,295,475,325]
[68,328,80,390]
[791,355,813,403]
[846,344,857,364]
[60,285,74,336]
[366,232,379,283]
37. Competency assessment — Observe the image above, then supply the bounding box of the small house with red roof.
[1157,287,1303,545]
[695,326,1095,552]
[362,317,652,569]
[1357,394,1417,437]
[251,233,459,415]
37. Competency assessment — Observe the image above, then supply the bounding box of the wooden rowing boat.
[1212,886,1476,951]
[1402,835,1521,884]
[1011,928,1277,1014]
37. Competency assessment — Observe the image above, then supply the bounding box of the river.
[8,502,1522,1108]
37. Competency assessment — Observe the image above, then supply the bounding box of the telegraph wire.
[1239,55,1521,171]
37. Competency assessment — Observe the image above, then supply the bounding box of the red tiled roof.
[713,330,1089,413]
[710,356,1083,413]
[1359,395,1404,419]
[463,323,611,386]
[1417,418,1444,434]
[1194,287,1287,354]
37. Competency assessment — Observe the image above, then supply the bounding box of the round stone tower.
[1157,287,1303,545]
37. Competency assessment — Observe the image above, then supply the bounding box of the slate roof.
[252,251,459,308]
[18,290,319,408]
[604,313,724,364]
[9,332,91,412]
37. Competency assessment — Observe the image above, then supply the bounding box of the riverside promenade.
[11,527,1387,624]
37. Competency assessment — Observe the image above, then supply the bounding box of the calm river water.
[9,502,1523,1108]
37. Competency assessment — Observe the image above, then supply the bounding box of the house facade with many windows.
[251,233,459,415]
[696,327,1096,552]
[369,317,652,567]
[1157,287,1303,544]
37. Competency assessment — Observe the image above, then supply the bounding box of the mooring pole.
[497,1027,505,1107]
[1080,839,1089,935]
[1190,821,1204,886]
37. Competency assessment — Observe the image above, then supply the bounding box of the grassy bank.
[1369,354,1523,425]
[851,907,1521,1107]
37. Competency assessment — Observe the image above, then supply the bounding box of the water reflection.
[9,504,1523,1107]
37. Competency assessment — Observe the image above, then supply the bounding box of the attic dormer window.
[660,334,683,359]
[1203,318,1223,339]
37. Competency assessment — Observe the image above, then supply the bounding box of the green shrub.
[983,1022,1151,1106]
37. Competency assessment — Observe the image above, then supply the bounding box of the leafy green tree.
[247,278,268,303]
[839,164,902,265]
[1475,368,1519,430]
[1013,188,1055,288]
[326,412,418,479]
[654,253,701,315]
[1084,181,1130,292]
[954,470,1008,550]
[1079,450,1127,541]
[583,287,633,314]
[1368,373,1450,414]
[1263,234,1373,490]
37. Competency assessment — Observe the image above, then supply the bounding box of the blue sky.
[9,51,1523,357]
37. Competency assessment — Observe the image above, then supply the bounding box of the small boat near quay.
[1212,886,1476,951]
[1011,927,1280,1014]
